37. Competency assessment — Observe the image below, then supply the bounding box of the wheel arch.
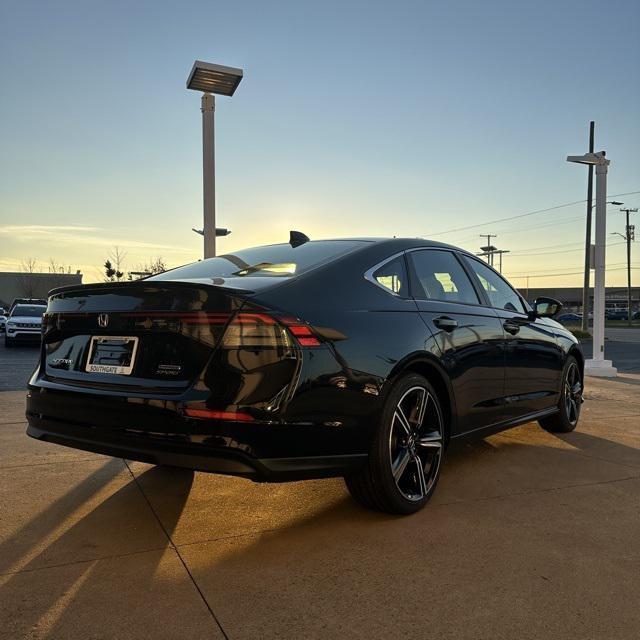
[385,354,456,444]
[568,345,585,379]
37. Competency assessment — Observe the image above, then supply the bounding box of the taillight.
[220,313,321,348]
[279,317,321,347]
[120,310,322,348]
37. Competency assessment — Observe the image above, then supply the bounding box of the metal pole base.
[584,358,617,378]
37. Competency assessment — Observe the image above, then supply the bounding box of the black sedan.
[26,236,583,514]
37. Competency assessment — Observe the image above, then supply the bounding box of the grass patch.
[563,324,591,341]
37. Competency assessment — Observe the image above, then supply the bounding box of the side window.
[409,250,479,304]
[464,257,526,313]
[370,256,408,296]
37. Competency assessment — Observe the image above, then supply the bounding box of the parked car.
[5,303,46,347]
[556,312,582,324]
[633,310,640,321]
[8,298,47,315]
[0,314,6,334]
[606,309,629,321]
[26,237,583,515]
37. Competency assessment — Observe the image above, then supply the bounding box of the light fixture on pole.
[567,151,616,377]
[186,60,243,259]
[478,245,497,266]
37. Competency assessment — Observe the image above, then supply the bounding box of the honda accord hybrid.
[26,236,583,514]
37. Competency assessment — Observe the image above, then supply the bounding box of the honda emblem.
[97,313,109,328]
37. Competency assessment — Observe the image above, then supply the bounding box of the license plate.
[86,336,139,375]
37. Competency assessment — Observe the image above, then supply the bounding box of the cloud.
[0,224,100,234]
[0,224,186,252]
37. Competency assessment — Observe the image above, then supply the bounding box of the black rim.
[388,386,443,502]
[564,362,582,426]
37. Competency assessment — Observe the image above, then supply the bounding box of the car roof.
[333,237,477,256]
[269,237,473,253]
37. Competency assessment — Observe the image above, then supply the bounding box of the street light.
[589,200,624,209]
[567,151,616,377]
[186,60,244,259]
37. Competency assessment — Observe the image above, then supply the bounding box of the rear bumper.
[25,386,368,481]
[26,418,365,480]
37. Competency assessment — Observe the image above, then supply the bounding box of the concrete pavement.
[1,376,639,639]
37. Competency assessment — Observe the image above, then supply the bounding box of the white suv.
[5,304,46,347]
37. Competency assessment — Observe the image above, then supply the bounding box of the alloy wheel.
[388,385,443,501]
[564,361,582,426]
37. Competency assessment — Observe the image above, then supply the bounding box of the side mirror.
[530,297,562,319]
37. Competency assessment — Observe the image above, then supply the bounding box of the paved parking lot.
[1,340,639,638]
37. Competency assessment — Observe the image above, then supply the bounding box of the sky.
[1,0,639,288]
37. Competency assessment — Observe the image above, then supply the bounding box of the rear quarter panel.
[251,245,441,437]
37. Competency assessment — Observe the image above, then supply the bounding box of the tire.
[539,355,582,433]
[345,374,445,515]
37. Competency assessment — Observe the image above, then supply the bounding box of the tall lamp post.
[186,60,243,259]
[582,198,623,329]
[567,151,616,377]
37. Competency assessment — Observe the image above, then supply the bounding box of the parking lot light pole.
[567,151,617,377]
[186,61,243,259]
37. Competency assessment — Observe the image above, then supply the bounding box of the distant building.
[0,271,83,310]
[521,286,640,313]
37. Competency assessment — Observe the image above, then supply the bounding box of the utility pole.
[479,234,497,266]
[581,121,595,333]
[493,249,510,274]
[620,208,638,327]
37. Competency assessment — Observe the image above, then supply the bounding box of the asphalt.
[1,367,639,638]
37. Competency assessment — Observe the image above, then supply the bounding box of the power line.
[509,240,626,257]
[505,261,630,276]
[422,190,640,237]
[505,266,639,279]
[443,204,640,248]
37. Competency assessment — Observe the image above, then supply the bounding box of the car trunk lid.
[42,281,249,391]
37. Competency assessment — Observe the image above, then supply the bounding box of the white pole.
[585,152,617,377]
[202,93,216,259]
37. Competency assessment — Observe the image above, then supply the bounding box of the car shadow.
[0,463,194,638]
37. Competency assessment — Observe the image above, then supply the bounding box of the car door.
[462,256,563,418]
[407,248,507,435]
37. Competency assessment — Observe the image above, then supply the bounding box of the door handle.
[434,316,458,332]
[503,320,520,335]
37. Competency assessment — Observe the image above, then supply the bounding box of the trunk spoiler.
[48,278,255,298]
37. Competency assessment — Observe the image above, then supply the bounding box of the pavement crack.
[123,460,229,640]
[0,546,170,577]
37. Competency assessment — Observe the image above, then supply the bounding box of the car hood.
[7,315,43,323]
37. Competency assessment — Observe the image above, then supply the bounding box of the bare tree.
[48,258,72,274]
[104,246,126,282]
[128,256,167,280]
[19,258,40,297]
[109,247,127,279]
[147,256,167,274]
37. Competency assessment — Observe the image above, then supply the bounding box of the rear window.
[11,305,46,317]
[149,240,367,281]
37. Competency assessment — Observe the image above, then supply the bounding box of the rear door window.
[409,250,479,304]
